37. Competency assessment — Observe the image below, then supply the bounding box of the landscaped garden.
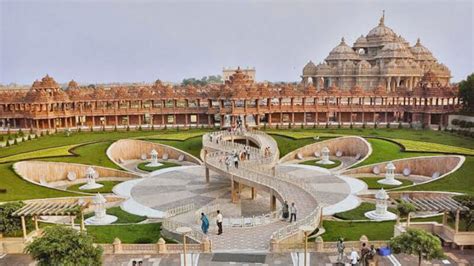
[358,177,413,189]
[299,159,342,169]
[137,161,180,172]
[67,181,122,194]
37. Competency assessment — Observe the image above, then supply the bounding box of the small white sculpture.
[317,147,334,165]
[178,154,185,161]
[162,153,169,160]
[364,188,397,221]
[377,162,402,185]
[146,149,162,167]
[79,167,103,190]
[296,152,304,160]
[336,150,343,157]
[373,166,381,175]
[67,171,77,181]
[85,193,117,225]
[403,167,411,176]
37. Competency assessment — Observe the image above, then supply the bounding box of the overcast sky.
[0,0,472,84]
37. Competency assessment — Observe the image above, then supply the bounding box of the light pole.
[299,225,316,266]
[176,226,192,266]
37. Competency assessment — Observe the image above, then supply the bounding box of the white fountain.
[146,149,162,167]
[364,188,397,221]
[377,162,402,186]
[317,146,334,165]
[79,167,103,190]
[85,193,117,225]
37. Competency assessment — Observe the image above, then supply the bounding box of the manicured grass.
[270,135,321,157]
[139,130,209,140]
[322,215,443,241]
[354,138,435,167]
[78,206,146,224]
[300,159,342,169]
[43,142,120,169]
[392,139,474,155]
[0,144,78,163]
[137,161,180,172]
[265,131,341,139]
[0,163,79,202]
[397,156,474,196]
[358,177,413,189]
[86,223,164,244]
[66,181,122,194]
[334,202,398,220]
[264,128,474,149]
[150,136,203,158]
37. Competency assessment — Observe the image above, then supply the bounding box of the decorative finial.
[416,38,421,45]
[379,10,385,25]
[341,37,345,44]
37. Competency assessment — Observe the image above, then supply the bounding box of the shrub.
[374,122,378,129]
[397,202,417,218]
[18,129,23,137]
[114,125,118,132]
[362,123,366,129]
[0,136,3,142]
[90,126,94,132]
[138,125,142,131]
[0,201,31,236]
[276,124,279,129]
[325,123,329,129]
[313,123,316,129]
[451,119,460,126]
[13,138,18,145]
[78,127,82,133]
[398,122,402,129]
[126,125,130,131]
[387,122,391,128]
[337,123,341,129]
[5,140,10,147]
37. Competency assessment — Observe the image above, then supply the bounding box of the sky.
[0,0,473,85]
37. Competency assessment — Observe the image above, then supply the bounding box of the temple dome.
[326,38,359,61]
[303,61,317,75]
[353,35,368,47]
[410,38,436,61]
[378,42,414,59]
[367,14,396,39]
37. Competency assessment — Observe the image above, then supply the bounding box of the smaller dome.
[379,42,414,59]
[375,188,389,200]
[410,38,436,61]
[93,193,107,204]
[353,35,368,47]
[326,38,360,61]
[303,61,317,75]
[386,161,396,170]
[68,80,78,89]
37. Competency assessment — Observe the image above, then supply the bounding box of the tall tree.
[390,229,444,266]
[459,73,474,113]
[26,226,103,266]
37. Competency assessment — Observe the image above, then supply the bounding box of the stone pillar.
[205,167,210,183]
[201,236,211,252]
[21,216,27,239]
[270,194,276,211]
[251,187,256,200]
[157,238,167,253]
[113,238,123,254]
[315,236,324,252]
[455,209,460,233]
[359,235,368,249]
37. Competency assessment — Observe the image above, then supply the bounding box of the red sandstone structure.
[0,69,460,130]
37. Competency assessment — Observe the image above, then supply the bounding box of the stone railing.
[99,237,211,254]
[165,203,196,218]
[162,219,207,243]
[271,207,321,241]
[222,209,282,228]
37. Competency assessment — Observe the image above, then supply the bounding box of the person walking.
[282,201,289,220]
[360,242,370,266]
[216,210,223,235]
[233,154,239,169]
[200,213,209,234]
[289,202,297,222]
[246,146,250,160]
[350,247,360,266]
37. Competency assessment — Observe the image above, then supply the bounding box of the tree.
[397,202,417,218]
[0,201,31,236]
[452,195,474,231]
[182,75,223,86]
[26,226,102,266]
[459,73,474,113]
[390,229,444,266]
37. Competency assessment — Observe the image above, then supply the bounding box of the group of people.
[281,201,298,222]
[200,210,223,235]
[264,146,272,157]
[337,238,377,266]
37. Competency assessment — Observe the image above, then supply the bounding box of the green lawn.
[150,136,203,158]
[78,206,147,224]
[139,130,209,140]
[358,177,413,189]
[0,144,79,163]
[392,139,474,156]
[396,156,474,196]
[334,202,398,220]
[67,181,122,194]
[322,215,443,241]
[270,135,321,157]
[300,159,342,169]
[353,138,436,167]
[137,161,180,172]
[86,223,165,244]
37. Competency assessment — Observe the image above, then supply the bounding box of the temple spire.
[379,10,385,25]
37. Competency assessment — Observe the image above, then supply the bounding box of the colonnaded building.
[0,15,461,130]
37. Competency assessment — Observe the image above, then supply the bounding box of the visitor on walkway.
[360,242,370,266]
[201,213,209,234]
[216,210,223,235]
[246,146,251,160]
[289,202,297,222]
[234,154,239,168]
[282,201,289,220]
[350,247,360,266]
[225,156,231,171]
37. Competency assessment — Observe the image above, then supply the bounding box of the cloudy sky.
[0,0,472,84]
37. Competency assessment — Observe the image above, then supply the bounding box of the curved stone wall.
[279,136,371,164]
[342,155,465,179]
[107,139,202,167]
[13,161,139,184]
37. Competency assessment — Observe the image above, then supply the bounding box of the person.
[233,154,239,168]
[216,210,223,235]
[246,146,250,160]
[201,213,209,234]
[289,202,297,222]
[337,238,345,263]
[360,242,370,266]
[350,247,360,266]
[225,156,231,171]
[282,201,289,220]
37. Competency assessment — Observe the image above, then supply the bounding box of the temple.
[302,13,451,91]
[0,15,461,130]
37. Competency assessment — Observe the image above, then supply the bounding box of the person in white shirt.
[289,202,297,222]
[216,210,223,235]
[350,247,360,266]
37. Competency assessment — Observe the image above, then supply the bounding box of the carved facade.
[0,67,460,129]
[302,14,451,91]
